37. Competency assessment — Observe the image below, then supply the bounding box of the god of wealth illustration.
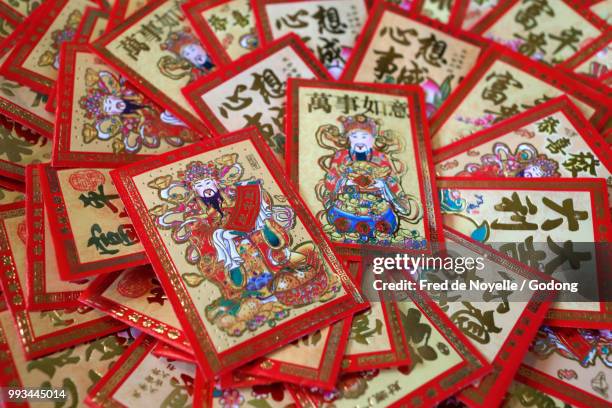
[158,28,215,82]
[457,142,560,178]
[315,114,424,246]
[149,154,340,336]
[80,68,198,154]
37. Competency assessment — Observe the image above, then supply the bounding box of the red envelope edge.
[25,165,85,311]
[429,45,611,152]
[0,201,126,360]
[38,164,149,280]
[436,177,612,329]
[79,266,193,354]
[0,18,54,138]
[288,285,492,407]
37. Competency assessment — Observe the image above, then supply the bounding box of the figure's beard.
[200,190,224,218]
[350,147,371,161]
[121,99,145,115]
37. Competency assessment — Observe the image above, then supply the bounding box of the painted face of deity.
[181,44,209,69]
[193,178,218,198]
[348,129,375,153]
[520,164,545,178]
[103,95,127,115]
[193,178,224,216]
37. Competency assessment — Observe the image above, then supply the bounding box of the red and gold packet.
[111,127,367,377]
[25,165,89,311]
[86,335,198,408]
[182,34,330,164]
[44,6,112,115]
[0,311,132,408]
[53,43,199,168]
[286,79,444,255]
[92,0,215,137]
[471,0,606,66]
[0,202,125,360]
[290,287,491,407]
[437,177,612,328]
[434,96,612,212]
[341,1,489,117]
[39,165,148,280]
[182,0,259,66]
[0,18,55,138]
[252,0,368,78]
[80,266,192,353]
[430,229,556,407]
[0,0,99,95]
[429,46,611,151]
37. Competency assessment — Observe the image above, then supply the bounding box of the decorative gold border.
[0,311,23,389]
[88,335,155,408]
[27,165,82,307]
[81,271,191,352]
[76,7,109,43]
[0,2,26,24]
[0,97,53,136]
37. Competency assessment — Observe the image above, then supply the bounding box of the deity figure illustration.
[530,327,612,397]
[38,10,82,69]
[149,154,340,336]
[315,114,424,246]
[439,188,489,243]
[79,68,198,153]
[531,327,612,369]
[158,28,215,82]
[458,142,560,178]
